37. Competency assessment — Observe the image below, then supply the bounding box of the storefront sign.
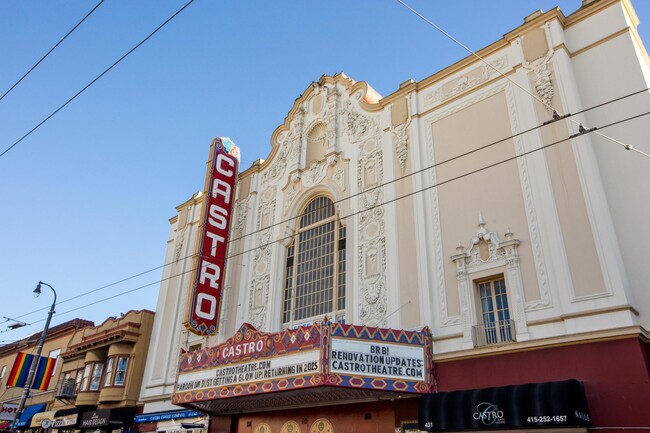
[177,349,320,392]
[53,413,79,428]
[330,338,425,381]
[0,403,18,421]
[419,379,592,431]
[80,410,112,428]
[79,408,135,429]
[186,137,240,336]
[134,410,203,423]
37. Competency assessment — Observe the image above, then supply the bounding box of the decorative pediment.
[451,213,519,269]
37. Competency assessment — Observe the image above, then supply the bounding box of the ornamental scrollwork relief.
[341,100,380,144]
[390,117,411,173]
[424,55,508,106]
[523,50,554,112]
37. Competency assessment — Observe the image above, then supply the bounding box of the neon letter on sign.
[186,137,240,335]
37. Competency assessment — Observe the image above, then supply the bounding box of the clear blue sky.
[1,0,649,343]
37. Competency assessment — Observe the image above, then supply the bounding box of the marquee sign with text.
[173,321,433,406]
[186,137,240,336]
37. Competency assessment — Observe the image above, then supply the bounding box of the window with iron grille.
[475,276,515,345]
[282,196,346,327]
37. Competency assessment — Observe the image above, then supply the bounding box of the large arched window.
[282,196,346,327]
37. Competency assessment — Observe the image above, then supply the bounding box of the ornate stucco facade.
[140,0,650,431]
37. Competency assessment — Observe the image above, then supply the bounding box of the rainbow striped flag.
[32,356,56,390]
[6,353,56,390]
[6,352,34,388]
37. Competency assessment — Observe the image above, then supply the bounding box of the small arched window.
[282,196,346,327]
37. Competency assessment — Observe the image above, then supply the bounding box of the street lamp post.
[10,281,57,433]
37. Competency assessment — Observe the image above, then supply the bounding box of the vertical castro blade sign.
[187,137,240,335]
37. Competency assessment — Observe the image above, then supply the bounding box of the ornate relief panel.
[248,187,277,329]
[232,196,250,238]
[348,102,386,327]
[248,274,270,329]
[390,116,411,173]
[423,55,508,107]
[523,50,554,113]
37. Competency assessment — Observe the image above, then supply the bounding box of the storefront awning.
[134,410,204,423]
[30,410,57,428]
[53,407,80,428]
[14,403,46,429]
[419,379,591,431]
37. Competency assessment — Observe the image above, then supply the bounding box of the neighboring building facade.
[140,1,650,433]
[0,319,94,431]
[49,310,155,433]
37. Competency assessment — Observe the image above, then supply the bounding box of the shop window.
[89,362,104,391]
[282,196,346,327]
[473,276,515,346]
[103,357,114,387]
[114,356,129,386]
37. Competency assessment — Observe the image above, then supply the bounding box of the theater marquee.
[173,322,433,413]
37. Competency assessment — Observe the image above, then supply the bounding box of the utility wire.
[232,110,650,262]
[0,0,194,159]
[0,0,105,103]
[5,108,649,338]
[6,87,649,325]
[394,0,650,160]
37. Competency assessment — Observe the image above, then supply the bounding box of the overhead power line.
[6,107,650,337]
[0,0,105,103]
[0,0,195,159]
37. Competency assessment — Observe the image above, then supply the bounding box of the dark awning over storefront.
[419,379,591,431]
[53,407,80,429]
[79,407,136,431]
[14,404,46,429]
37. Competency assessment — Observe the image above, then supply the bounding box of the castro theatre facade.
[139,1,650,432]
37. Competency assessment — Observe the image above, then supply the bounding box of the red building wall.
[434,337,650,430]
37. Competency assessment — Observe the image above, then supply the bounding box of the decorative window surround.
[451,215,530,349]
